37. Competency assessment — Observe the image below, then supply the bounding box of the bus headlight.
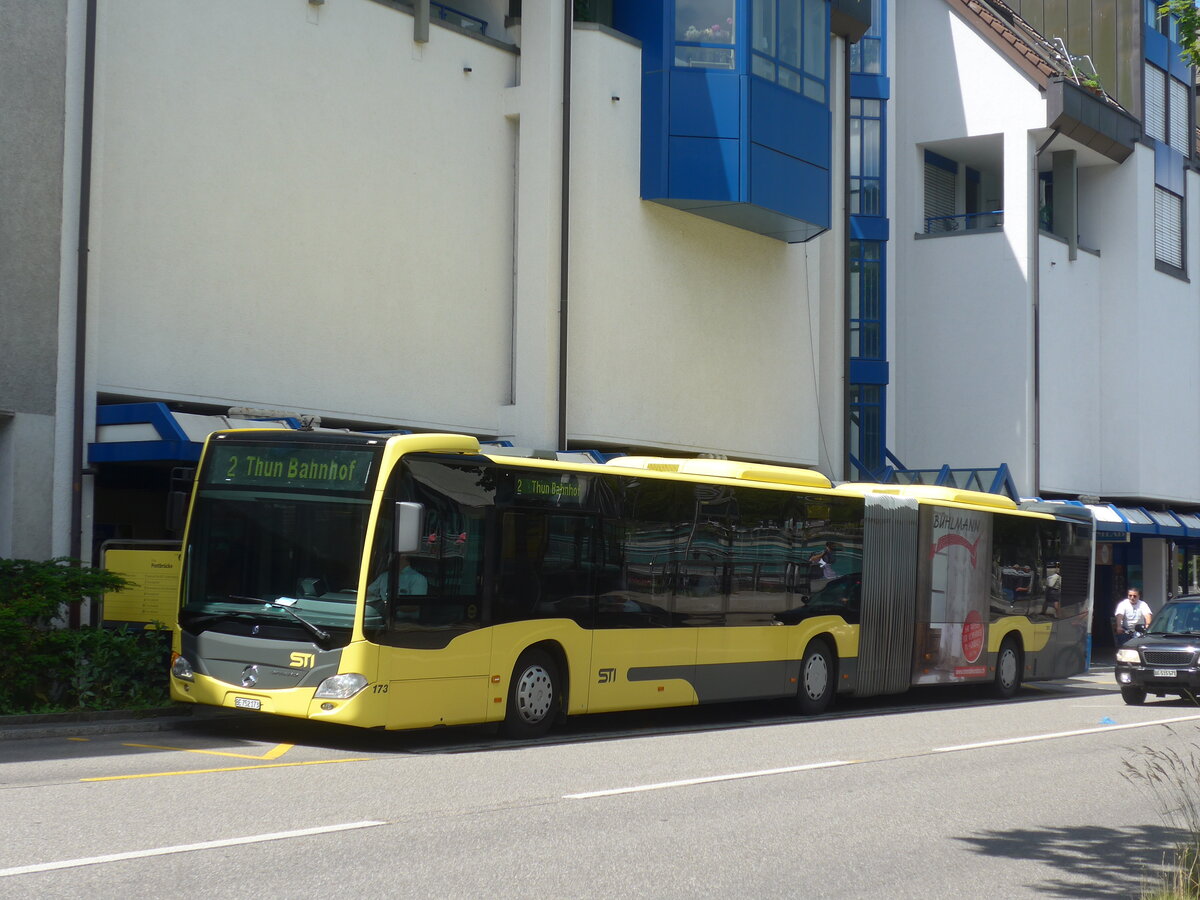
[314,673,368,699]
[1116,648,1141,664]
[171,653,195,682]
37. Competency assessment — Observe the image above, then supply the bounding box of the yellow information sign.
[102,546,182,627]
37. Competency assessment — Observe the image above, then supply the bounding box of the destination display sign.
[513,472,587,507]
[204,444,376,492]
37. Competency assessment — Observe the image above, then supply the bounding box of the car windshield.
[1147,601,1200,635]
[180,439,383,642]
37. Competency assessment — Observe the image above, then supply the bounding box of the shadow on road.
[0,672,1131,761]
[956,823,1186,898]
[152,676,1126,756]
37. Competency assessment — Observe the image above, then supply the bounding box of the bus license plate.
[1153,669,1176,678]
[234,697,262,710]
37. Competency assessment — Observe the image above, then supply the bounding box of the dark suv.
[1114,596,1200,705]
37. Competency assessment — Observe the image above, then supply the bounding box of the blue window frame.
[1145,0,1181,41]
[849,240,884,361]
[849,0,883,75]
[850,98,884,216]
[750,0,829,102]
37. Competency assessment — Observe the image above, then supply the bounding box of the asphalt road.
[2,667,1198,899]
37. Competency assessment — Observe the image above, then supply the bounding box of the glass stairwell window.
[851,99,883,216]
[849,0,883,75]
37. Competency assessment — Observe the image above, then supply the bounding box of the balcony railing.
[924,210,1004,234]
[848,451,1020,503]
[431,2,486,36]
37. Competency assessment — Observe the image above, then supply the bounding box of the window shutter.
[1155,187,1183,269]
[924,161,956,232]
[1169,76,1190,156]
[1145,63,1167,144]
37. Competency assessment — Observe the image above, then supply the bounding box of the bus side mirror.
[394,502,423,553]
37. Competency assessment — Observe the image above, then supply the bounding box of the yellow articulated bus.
[169,430,1094,737]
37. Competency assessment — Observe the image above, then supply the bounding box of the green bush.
[0,557,172,714]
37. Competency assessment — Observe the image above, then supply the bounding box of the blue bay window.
[751,0,828,102]
[613,0,858,242]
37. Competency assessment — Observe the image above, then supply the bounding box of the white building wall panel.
[89,0,519,433]
[1079,150,1200,503]
[896,1,1044,153]
[565,29,825,465]
[894,0,1045,491]
[896,232,1031,484]
[1037,236,1102,494]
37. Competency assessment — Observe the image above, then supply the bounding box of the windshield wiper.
[221,594,332,643]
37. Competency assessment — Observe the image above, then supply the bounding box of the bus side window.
[493,511,594,628]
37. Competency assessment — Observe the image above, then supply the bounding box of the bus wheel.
[502,649,560,739]
[992,637,1023,699]
[796,640,835,715]
[1120,685,1147,706]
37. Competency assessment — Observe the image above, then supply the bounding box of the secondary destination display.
[205,444,376,491]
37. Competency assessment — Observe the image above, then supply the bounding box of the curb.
[0,706,237,742]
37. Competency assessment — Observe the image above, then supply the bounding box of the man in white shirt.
[1114,589,1152,645]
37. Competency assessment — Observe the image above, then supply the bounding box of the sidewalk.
[0,705,236,742]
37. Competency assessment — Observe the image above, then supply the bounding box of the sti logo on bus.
[597,668,616,684]
[290,652,315,668]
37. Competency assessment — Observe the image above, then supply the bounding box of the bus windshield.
[180,439,383,643]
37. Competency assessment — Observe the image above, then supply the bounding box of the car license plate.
[1153,669,1176,678]
[234,697,262,710]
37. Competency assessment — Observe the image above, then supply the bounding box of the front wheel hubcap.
[515,665,553,723]
[999,650,1017,689]
[803,654,829,700]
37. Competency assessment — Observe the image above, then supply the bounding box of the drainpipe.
[556,0,572,451]
[841,35,852,483]
[69,0,98,626]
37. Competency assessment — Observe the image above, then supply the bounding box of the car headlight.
[314,673,368,699]
[1116,648,1141,664]
[170,653,195,682]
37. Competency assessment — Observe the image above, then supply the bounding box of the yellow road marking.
[67,737,89,742]
[82,757,371,781]
[121,742,295,760]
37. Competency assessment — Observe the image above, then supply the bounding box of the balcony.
[923,210,1004,234]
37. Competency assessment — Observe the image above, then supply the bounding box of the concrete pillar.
[1051,149,1077,261]
[1141,538,1170,612]
[498,0,566,451]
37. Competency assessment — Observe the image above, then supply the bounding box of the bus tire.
[992,636,1023,699]
[1120,685,1147,706]
[502,649,560,739]
[796,639,835,715]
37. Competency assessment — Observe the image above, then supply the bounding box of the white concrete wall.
[567,27,829,465]
[1069,147,1200,503]
[893,0,1045,491]
[1037,235,1103,494]
[90,0,520,434]
[88,2,836,466]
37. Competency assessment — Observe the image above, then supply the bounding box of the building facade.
[1,0,867,570]
[890,0,1199,637]
[5,0,1200,643]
